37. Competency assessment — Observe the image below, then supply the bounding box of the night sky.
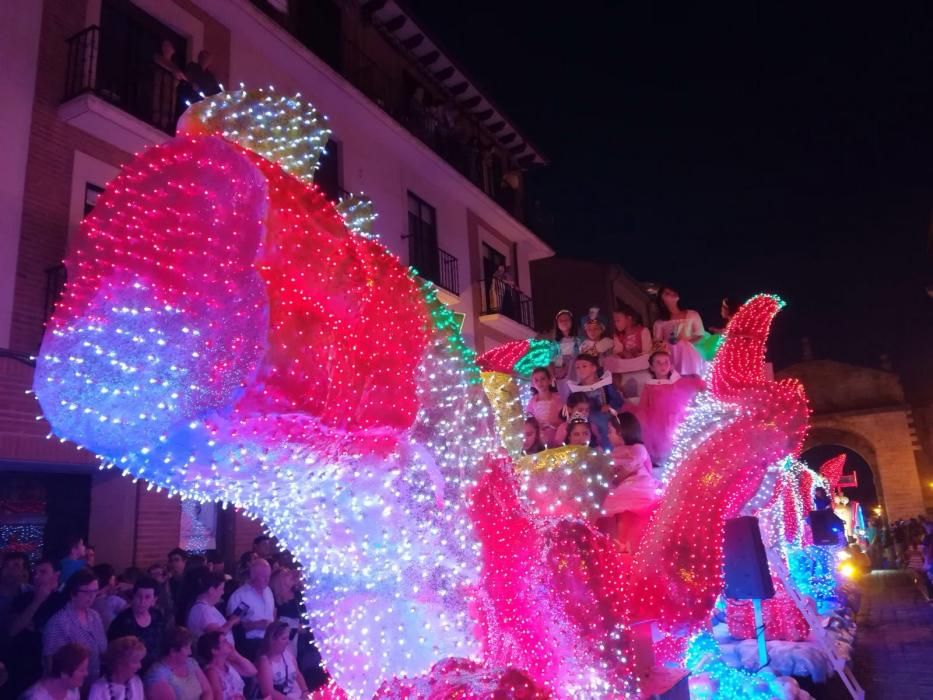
[406,1,933,395]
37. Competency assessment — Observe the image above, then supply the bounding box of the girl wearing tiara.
[565,354,623,450]
[635,349,705,467]
[602,413,660,553]
[526,367,564,447]
[565,414,595,447]
[652,285,709,376]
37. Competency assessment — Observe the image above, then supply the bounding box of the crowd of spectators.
[0,535,324,700]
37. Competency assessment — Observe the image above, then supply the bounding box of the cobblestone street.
[852,570,933,699]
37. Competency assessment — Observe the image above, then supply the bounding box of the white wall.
[0,0,44,348]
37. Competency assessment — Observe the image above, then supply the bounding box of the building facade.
[0,0,553,569]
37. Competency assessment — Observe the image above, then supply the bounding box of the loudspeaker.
[809,509,846,545]
[723,516,775,600]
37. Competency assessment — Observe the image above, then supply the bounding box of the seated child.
[523,417,546,455]
[526,366,564,447]
[602,306,652,403]
[553,392,592,446]
[564,414,596,447]
[565,354,623,449]
[602,413,660,553]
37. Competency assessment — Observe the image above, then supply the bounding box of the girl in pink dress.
[603,306,653,403]
[635,350,705,467]
[602,413,661,552]
[526,367,564,447]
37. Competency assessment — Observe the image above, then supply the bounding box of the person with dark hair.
[604,306,653,403]
[58,536,87,586]
[144,627,211,700]
[256,621,307,700]
[709,296,742,334]
[652,285,708,376]
[147,562,176,626]
[0,551,30,635]
[634,349,705,467]
[198,630,256,700]
[522,417,546,455]
[183,50,221,101]
[4,559,66,698]
[42,569,107,682]
[83,546,96,569]
[564,415,595,447]
[21,643,89,700]
[550,309,579,382]
[88,636,145,700]
[252,536,274,562]
[602,413,660,552]
[186,570,239,645]
[167,549,188,613]
[107,577,164,673]
[553,392,592,446]
[526,367,563,447]
[91,564,127,630]
[565,354,624,449]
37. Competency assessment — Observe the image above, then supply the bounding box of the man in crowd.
[42,569,107,684]
[253,535,275,563]
[227,558,274,660]
[107,576,164,673]
[167,547,187,615]
[0,553,29,633]
[58,536,86,586]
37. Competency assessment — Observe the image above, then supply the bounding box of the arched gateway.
[778,359,925,520]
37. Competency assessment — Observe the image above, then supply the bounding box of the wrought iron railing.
[481,277,534,329]
[405,232,460,296]
[64,25,180,135]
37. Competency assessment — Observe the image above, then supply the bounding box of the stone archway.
[802,427,883,510]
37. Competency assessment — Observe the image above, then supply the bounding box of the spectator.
[253,536,274,563]
[84,546,96,569]
[635,349,705,467]
[167,549,188,614]
[550,309,579,383]
[108,577,164,673]
[601,413,660,553]
[144,627,210,700]
[21,643,88,700]
[604,306,653,403]
[204,552,227,577]
[91,564,127,630]
[88,637,145,700]
[526,367,563,448]
[0,552,29,632]
[226,559,274,660]
[522,417,546,455]
[43,569,107,683]
[566,354,623,449]
[652,286,709,377]
[186,570,238,645]
[184,50,221,99]
[147,563,176,625]
[4,559,66,698]
[197,631,257,700]
[58,536,87,586]
[256,621,308,700]
[270,569,301,656]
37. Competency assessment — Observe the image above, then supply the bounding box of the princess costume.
[652,310,709,376]
[526,393,564,447]
[635,371,705,466]
[602,325,652,402]
[603,442,660,516]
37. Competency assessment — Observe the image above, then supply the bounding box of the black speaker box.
[723,516,775,600]
[809,509,846,545]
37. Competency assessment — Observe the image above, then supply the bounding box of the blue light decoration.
[684,633,784,700]
[784,544,839,612]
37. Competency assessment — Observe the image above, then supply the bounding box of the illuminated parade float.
[33,91,862,699]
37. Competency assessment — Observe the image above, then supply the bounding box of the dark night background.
[406,1,933,400]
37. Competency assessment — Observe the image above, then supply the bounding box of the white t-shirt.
[187,600,234,645]
[226,584,275,640]
[88,676,144,700]
[21,682,80,700]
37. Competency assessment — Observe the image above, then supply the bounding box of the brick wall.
[133,482,182,568]
[232,509,266,558]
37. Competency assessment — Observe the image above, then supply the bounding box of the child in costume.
[603,306,652,403]
[553,392,591,446]
[523,417,546,454]
[652,285,709,376]
[602,413,660,553]
[526,366,564,448]
[564,414,595,447]
[635,349,705,466]
[550,309,579,385]
[565,354,623,450]
[579,317,613,362]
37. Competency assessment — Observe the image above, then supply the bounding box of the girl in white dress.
[652,286,709,376]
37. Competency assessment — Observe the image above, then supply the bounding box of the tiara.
[567,411,589,425]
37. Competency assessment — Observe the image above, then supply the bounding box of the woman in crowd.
[256,621,308,700]
[88,637,145,700]
[578,317,613,361]
[522,417,546,454]
[22,643,89,700]
[186,570,238,645]
[636,349,705,467]
[42,569,108,684]
[270,568,302,658]
[604,306,653,403]
[550,309,579,383]
[602,413,660,552]
[197,631,257,700]
[526,366,563,447]
[652,286,709,376]
[144,627,211,700]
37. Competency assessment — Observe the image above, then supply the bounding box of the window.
[316,140,341,201]
[83,183,105,217]
[406,193,439,282]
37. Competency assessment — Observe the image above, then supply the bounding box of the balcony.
[480,277,535,335]
[405,231,460,298]
[59,26,176,152]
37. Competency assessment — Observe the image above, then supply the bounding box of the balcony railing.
[481,277,534,329]
[64,25,180,135]
[405,233,460,296]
